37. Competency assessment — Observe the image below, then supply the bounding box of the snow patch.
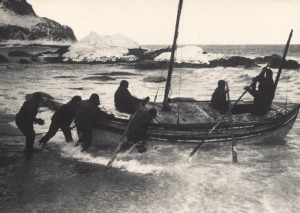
[63,32,140,63]
[0,9,40,28]
[155,46,225,64]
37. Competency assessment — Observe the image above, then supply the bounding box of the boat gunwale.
[103,101,300,130]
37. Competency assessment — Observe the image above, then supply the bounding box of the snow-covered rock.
[154,46,225,64]
[63,32,140,63]
[0,0,76,44]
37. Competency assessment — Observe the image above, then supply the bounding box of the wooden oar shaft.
[190,89,248,157]
[226,82,237,162]
[190,30,293,157]
[106,104,143,168]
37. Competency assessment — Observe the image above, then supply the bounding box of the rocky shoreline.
[0,46,299,70]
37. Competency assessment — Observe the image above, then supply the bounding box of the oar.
[106,104,143,168]
[190,88,249,157]
[190,30,293,157]
[226,82,238,162]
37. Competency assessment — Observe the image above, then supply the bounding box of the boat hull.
[92,102,300,147]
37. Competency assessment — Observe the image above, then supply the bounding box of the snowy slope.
[0,0,76,44]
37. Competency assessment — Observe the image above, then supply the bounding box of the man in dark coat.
[124,107,157,153]
[114,80,150,114]
[244,68,275,115]
[75,94,114,152]
[211,80,229,113]
[15,92,44,153]
[39,96,82,145]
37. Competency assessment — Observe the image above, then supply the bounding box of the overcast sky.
[27,0,300,45]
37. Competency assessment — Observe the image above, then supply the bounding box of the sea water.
[0,45,300,212]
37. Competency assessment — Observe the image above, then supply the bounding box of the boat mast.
[274,29,293,91]
[162,0,183,110]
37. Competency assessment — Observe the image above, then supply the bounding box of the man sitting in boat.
[211,80,229,113]
[75,94,114,152]
[242,67,275,115]
[122,107,157,153]
[39,96,82,145]
[114,80,150,114]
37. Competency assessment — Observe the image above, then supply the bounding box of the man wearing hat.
[211,80,229,113]
[39,95,82,145]
[114,80,150,114]
[15,92,45,153]
[75,94,114,152]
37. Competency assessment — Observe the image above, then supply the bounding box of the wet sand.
[0,113,152,213]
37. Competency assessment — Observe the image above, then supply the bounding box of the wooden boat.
[92,101,299,147]
[90,0,299,151]
[42,0,299,156]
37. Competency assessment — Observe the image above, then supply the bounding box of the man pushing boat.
[123,107,157,153]
[75,94,114,152]
[39,95,82,145]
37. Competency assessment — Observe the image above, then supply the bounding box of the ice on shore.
[63,32,140,62]
[154,46,225,64]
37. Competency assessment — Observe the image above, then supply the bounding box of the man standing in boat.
[114,80,150,114]
[39,95,82,145]
[244,67,275,115]
[15,92,45,153]
[75,94,114,152]
[211,80,229,113]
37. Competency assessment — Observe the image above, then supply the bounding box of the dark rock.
[69,87,84,90]
[254,54,298,69]
[0,1,77,43]
[254,54,281,64]
[269,57,282,68]
[140,47,171,61]
[33,18,76,41]
[209,56,257,68]
[135,56,258,70]
[285,60,299,69]
[143,76,166,83]
[19,58,31,64]
[127,48,148,58]
[0,55,9,63]
[82,75,116,81]
[253,57,264,64]
[34,46,70,58]
[44,57,63,63]
[53,46,70,56]
[0,0,36,16]
[8,50,33,57]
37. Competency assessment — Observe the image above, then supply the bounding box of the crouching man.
[75,94,114,152]
[123,108,157,153]
[39,95,82,145]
